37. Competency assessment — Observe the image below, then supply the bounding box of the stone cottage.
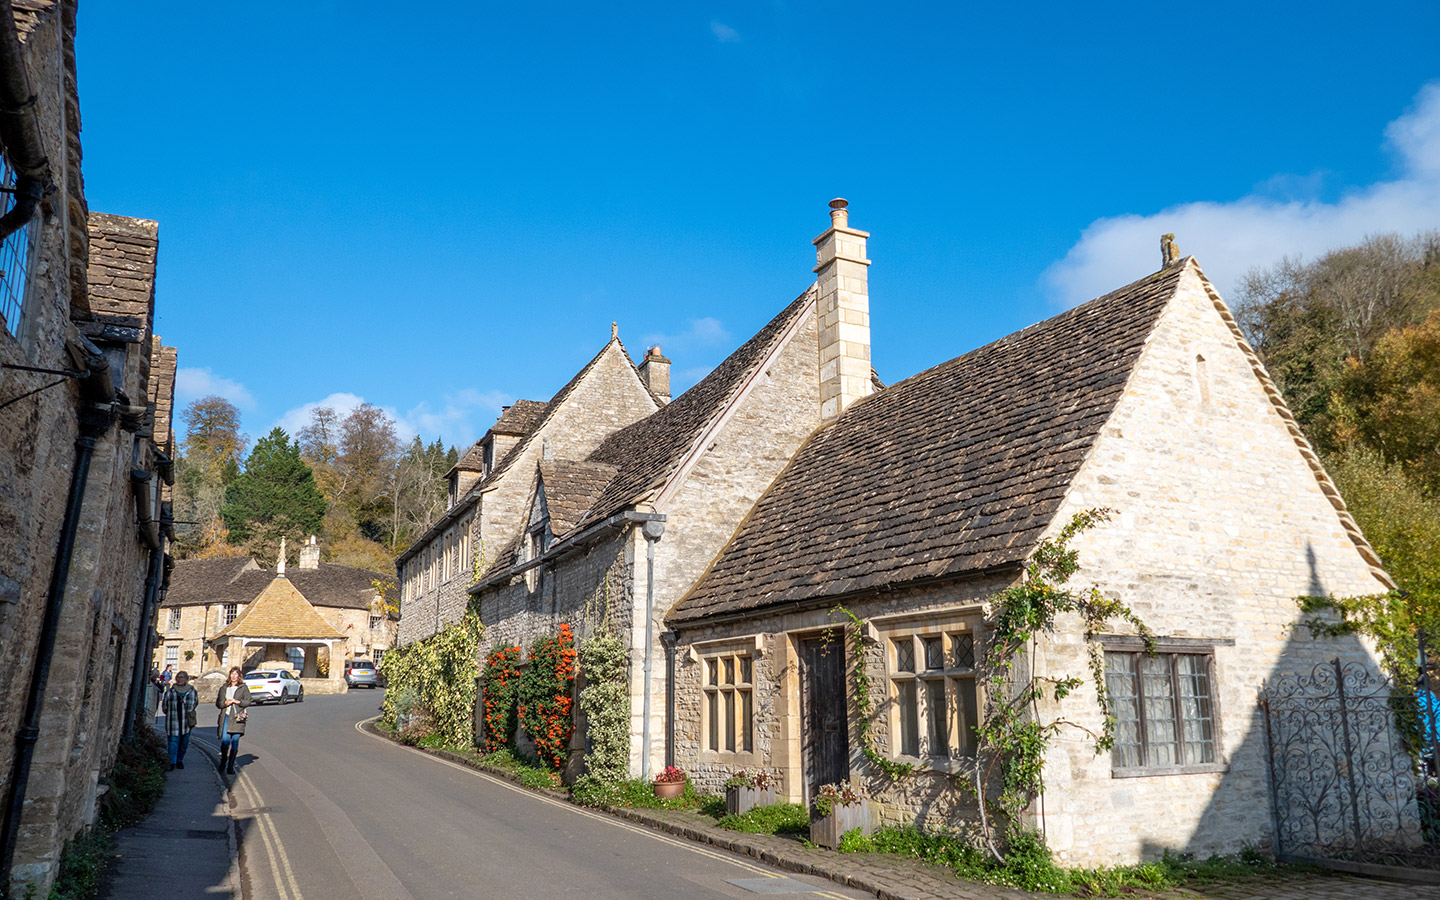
[464,201,882,775]
[395,337,658,646]
[667,247,1397,866]
[0,2,180,893]
[159,540,397,693]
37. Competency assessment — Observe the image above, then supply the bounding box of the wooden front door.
[799,631,850,801]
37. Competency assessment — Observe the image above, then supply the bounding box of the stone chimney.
[1161,233,1180,267]
[299,535,321,570]
[813,198,872,422]
[638,345,671,404]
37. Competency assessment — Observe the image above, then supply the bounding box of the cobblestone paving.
[612,806,1440,900]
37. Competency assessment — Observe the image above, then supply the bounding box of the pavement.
[102,720,238,900]
[102,701,1440,900]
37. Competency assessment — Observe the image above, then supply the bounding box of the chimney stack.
[638,345,671,404]
[299,535,321,570]
[813,198,872,422]
[1161,233,1180,267]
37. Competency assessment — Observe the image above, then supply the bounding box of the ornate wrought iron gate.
[1260,658,1439,878]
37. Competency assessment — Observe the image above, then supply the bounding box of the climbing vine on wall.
[971,508,1151,859]
[518,624,578,770]
[577,630,630,783]
[828,607,916,780]
[380,612,484,747]
[481,645,523,753]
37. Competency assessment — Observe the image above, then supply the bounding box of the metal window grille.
[0,149,30,337]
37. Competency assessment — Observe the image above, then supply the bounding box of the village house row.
[0,2,181,895]
[395,198,1404,866]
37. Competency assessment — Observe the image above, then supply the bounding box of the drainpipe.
[638,520,664,780]
[0,0,53,243]
[0,341,114,893]
[660,630,677,769]
[123,549,165,737]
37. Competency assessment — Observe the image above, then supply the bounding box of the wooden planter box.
[653,778,686,800]
[810,798,871,849]
[725,784,776,816]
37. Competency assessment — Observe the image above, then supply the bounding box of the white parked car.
[243,669,303,704]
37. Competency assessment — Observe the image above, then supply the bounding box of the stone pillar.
[812,198,872,423]
[302,646,319,679]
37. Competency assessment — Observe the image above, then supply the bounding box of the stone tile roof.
[567,287,818,535]
[214,576,346,641]
[86,213,158,340]
[163,558,385,610]
[538,460,619,535]
[453,399,549,473]
[670,264,1187,623]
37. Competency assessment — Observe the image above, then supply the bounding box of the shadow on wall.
[1156,541,1424,868]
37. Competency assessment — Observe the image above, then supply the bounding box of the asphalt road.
[192,690,866,900]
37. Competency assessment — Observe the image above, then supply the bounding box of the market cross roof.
[163,558,385,611]
[670,262,1190,623]
[213,575,346,641]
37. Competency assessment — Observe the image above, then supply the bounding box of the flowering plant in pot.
[724,769,776,815]
[653,765,687,800]
[810,782,870,849]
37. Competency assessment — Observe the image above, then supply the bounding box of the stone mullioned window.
[885,621,981,763]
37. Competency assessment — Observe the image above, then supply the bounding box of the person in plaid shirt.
[162,670,199,770]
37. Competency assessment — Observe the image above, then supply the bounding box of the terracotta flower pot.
[653,778,686,800]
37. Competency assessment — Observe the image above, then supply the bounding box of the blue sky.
[76,2,1440,451]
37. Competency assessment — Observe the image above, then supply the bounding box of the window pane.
[1105,653,1142,769]
[724,690,736,752]
[894,639,915,673]
[923,636,944,671]
[723,657,735,685]
[740,689,753,752]
[952,633,975,669]
[1141,655,1179,768]
[707,692,719,751]
[1177,655,1215,764]
[956,677,979,756]
[926,679,948,753]
[707,659,718,686]
[739,656,752,685]
[896,680,919,756]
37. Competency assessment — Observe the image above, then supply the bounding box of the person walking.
[160,664,174,686]
[215,667,251,775]
[161,670,198,770]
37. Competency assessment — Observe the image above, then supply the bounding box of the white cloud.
[710,20,741,43]
[174,367,255,409]
[640,316,731,356]
[274,388,509,450]
[1044,82,1440,307]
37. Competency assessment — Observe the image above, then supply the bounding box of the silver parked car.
[345,659,380,689]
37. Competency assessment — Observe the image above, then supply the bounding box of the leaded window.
[1105,650,1216,770]
[702,651,753,754]
[223,603,238,625]
[167,608,182,631]
[888,627,980,759]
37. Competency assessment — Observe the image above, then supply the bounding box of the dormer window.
[482,439,494,477]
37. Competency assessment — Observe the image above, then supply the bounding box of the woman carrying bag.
[215,667,251,774]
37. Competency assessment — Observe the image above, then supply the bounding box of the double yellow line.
[354,717,852,899]
[233,770,305,900]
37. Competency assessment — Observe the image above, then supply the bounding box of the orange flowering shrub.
[517,624,578,770]
[481,646,522,753]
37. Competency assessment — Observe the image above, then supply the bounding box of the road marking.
[354,716,796,878]
[232,771,297,900]
[236,770,306,900]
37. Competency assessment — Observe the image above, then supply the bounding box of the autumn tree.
[220,427,327,562]
[172,396,249,558]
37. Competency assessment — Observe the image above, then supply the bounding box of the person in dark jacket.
[162,671,199,770]
[215,667,251,775]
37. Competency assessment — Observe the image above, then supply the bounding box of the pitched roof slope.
[163,559,384,610]
[671,264,1187,623]
[538,460,619,535]
[567,286,817,534]
[214,576,346,640]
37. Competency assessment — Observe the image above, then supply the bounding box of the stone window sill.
[1111,762,1229,779]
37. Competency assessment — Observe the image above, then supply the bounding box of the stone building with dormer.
[0,3,180,893]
